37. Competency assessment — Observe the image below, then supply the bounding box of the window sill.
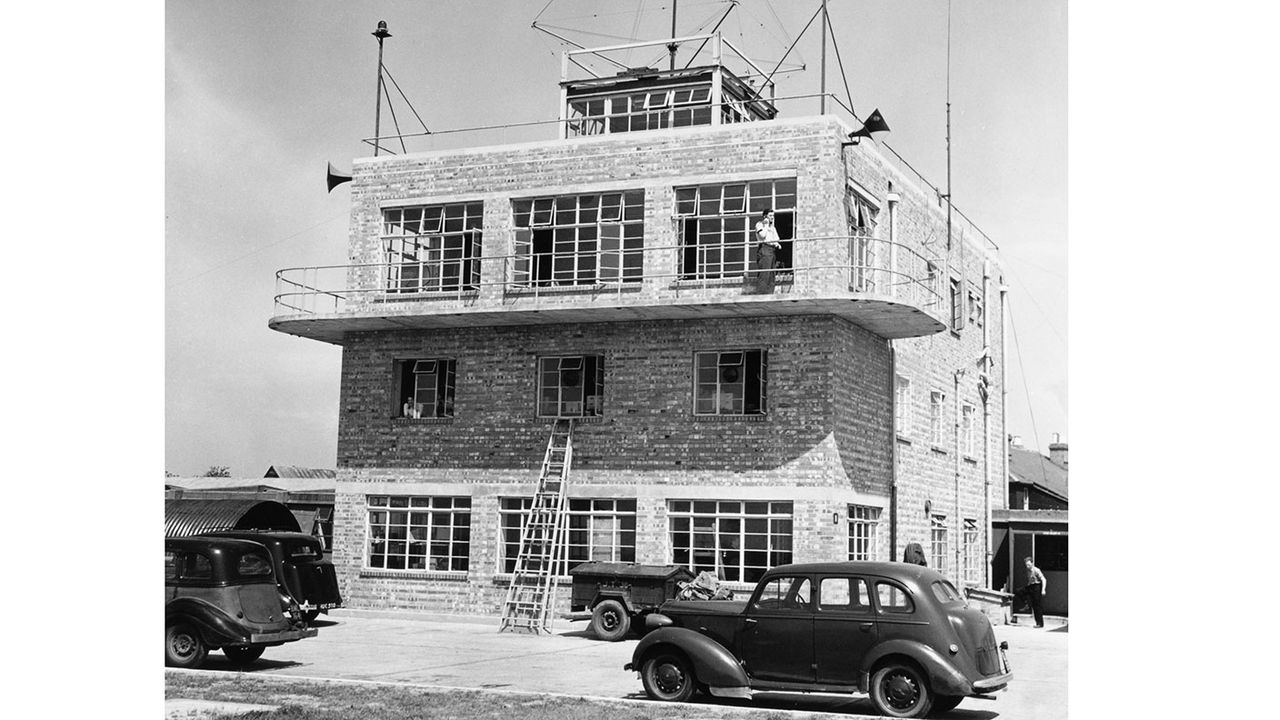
[505,282,640,296]
[376,289,480,302]
[963,455,979,465]
[694,413,768,422]
[392,417,454,425]
[492,573,573,585]
[930,445,949,455]
[896,434,912,444]
[359,569,469,582]
[538,415,603,424]
[670,274,794,290]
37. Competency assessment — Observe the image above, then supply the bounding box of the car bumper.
[973,672,1012,692]
[248,627,318,645]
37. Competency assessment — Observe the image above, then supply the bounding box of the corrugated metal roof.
[165,499,301,537]
[264,465,337,479]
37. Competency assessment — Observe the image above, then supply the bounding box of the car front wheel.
[870,661,934,718]
[165,622,207,669]
[223,645,266,666]
[591,599,631,641]
[641,652,697,702]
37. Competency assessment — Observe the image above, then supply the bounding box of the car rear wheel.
[930,694,963,715]
[870,661,934,718]
[223,645,266,666]
[591,599,631,641]
[641,652,696,702]
[165,622,207,669]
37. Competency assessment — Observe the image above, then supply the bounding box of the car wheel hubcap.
[884,672,919,709]
[171,634,195,658]
[655,663,685,695]
[602,612,619,630]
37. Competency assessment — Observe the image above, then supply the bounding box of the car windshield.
[930,580,964,604]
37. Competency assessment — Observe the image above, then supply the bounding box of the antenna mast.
[668,0,679,70]
[820,0,828,114]
[372,20,391,157]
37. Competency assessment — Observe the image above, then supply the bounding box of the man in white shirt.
[754,208,782,292]
[1018,556,1048,628]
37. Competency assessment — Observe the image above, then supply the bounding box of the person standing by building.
[754,208,781,292]
[1018,556,1048,627]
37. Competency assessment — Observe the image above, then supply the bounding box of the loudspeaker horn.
[326,162,353,193]
[846,108,890,144]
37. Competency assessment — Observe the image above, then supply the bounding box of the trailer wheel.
[591,599,631,641]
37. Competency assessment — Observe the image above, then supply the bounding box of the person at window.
[902,542,927,566]
[754,208,781,292]
[1014,556,1048,627]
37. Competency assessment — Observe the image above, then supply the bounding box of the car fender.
[862,638,972,696]
[630,627,749,688]
[166,597,252,648]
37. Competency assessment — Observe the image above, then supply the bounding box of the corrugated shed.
[165,499,302,537]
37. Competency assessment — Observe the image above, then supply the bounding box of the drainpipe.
[998,281,1010,587]
[982,260,992,589]
[889,343,899,561]
[887,188,900,299]
[953,367,965,588]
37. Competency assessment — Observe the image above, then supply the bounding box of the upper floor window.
[538,355,604,417]
[675,179,796,279]
[894,374,912,436]
[512,192,644,287]
[949,277,965,332]
[566,86,714,137]
[967,284,985,328]
[366,495,471,572]
[929,390,947,446]
[961,403,976,456]
[396,359,456,419]
[694,350,767,416]
[847,188,880,292]
[382,203,482,294]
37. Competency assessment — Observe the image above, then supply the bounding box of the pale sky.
[164,0,1067,477]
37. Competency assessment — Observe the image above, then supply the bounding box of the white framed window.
[961,403,976,457]
[669,500,792,583]
[512,191,644,286]
[694,350,767,416]
[366,496,471,572]
[847,187,880,292]
[895,374,913,436]
[498,498,636,575]
[967,284,984,328]
[382,202,483,294]
[395,358,456,418]
[950,276,965,332]
[963,518,981,586]
[929,390,946,446]
[930,514,948,574]
[537,355,604,418]
[848,505,881,561]
[675,178,796,280]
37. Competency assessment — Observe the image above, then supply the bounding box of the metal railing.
[273,234,942,319]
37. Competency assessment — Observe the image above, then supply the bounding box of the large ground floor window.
[848,504,881,561]
[668,500,792,583]
[499,498,637,575]
[366,496,471,571]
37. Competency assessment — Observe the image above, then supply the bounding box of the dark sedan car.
[625,561,1011,718]
[205,530,343,622]
[165,536,317,668]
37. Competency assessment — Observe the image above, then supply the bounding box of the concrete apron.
[167,609,1067,720]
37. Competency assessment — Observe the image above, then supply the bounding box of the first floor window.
[968,285,985,328]
[961,403,976,456]
[396,358,456,418]
[499,498,637,575]
[848,505,881,561]
[930,514,948,574]
[950,277,964,332]
[963,518,981,586]
[694,349,767,416]
[512,191,644,286]
[675,178,796,279]
[367,496,471,571]
[929,390,946,446]
[538,355,604,417]
[668,500,792,583]
[895,374,913,436]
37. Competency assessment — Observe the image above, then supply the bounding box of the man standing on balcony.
[755,208,781,293]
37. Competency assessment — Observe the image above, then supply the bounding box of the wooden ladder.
[499,418,574,634]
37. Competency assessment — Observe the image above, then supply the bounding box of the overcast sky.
[164,0,1067,477]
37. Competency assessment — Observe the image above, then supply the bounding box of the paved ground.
[177,610,1067,719]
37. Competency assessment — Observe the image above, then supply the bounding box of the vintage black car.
[205,530,342,622]
[625,561,1011,718]
[165,536,318,668]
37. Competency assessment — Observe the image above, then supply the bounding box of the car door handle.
[858,623,873,633]
[745,618,758,625]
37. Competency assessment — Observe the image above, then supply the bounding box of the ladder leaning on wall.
[498,418,574,634]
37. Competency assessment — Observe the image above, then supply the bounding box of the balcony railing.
[280,234,942,310]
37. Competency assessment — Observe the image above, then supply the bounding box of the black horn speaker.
[326,162,353,192]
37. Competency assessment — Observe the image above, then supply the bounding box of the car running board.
[709,682,863,700]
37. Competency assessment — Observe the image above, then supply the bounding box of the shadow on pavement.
[200,657,308,672]
[621,691,1001,718]
[308,619,341,628]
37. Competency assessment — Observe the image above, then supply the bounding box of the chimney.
[1049,432,1068,469]
[1010,435,1023,448]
